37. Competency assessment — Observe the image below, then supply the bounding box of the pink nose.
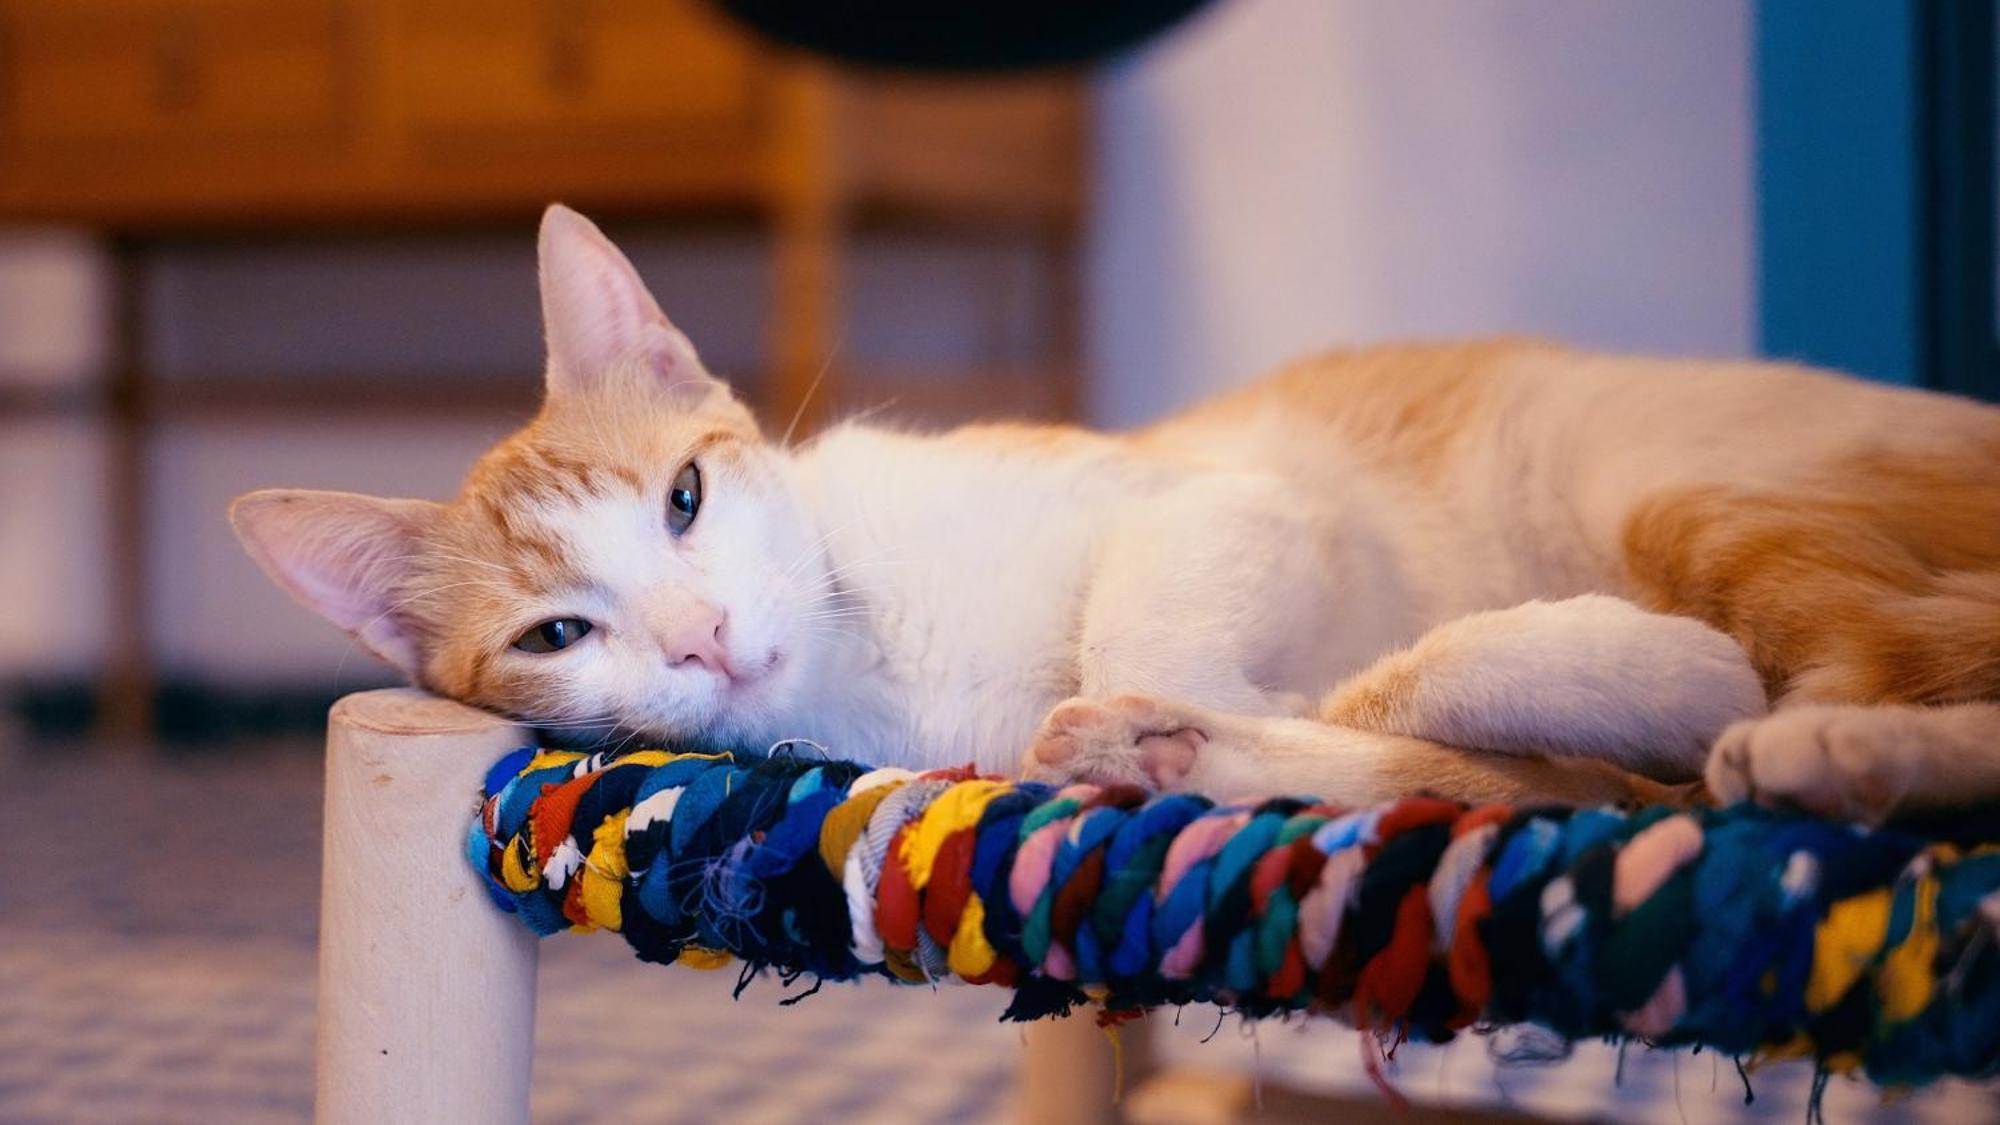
[665,605,731,676]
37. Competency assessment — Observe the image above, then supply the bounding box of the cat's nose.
[665,605,733,677]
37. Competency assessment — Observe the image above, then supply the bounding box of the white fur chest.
[781,427,1148,772]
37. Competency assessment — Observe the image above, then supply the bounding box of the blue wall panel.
[1757,0,1919,384]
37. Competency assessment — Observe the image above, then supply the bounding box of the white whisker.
[781,331,846,450]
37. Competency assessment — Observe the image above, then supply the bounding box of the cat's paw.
[1705,705,1922,825]
[1022,695,1209,790]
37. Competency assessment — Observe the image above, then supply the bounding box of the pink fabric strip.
[1043,943,1078,981]
[1156,813,1250,903]
[1160,921,1207,980]
[1009,820,1070,915]
[1298,846,1364,970]
[1152,814,1248,979]
[1612,815,1703,916]
[1622,967,1687,1039]
[1428,823,1498,954]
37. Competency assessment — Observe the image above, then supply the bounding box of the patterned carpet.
[2,738,1993,1123]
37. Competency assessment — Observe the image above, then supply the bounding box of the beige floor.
[2,739,1992,1123]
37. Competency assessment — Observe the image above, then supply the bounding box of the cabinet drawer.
[2,0,349,151]
[397,0,760,143]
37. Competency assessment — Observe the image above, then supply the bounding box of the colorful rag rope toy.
[469,747,2000,1090]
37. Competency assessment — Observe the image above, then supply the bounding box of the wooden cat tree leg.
[1020,1010,1155,1124]
[318,689,538,1124]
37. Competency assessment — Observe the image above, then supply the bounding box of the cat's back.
[1141,339,2000,600]
[1146,337,2000,496]
[1138,339,1537,483]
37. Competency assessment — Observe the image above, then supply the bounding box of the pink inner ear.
[283,551,424,675]
[231,491,438,678]
[538,204,707,399]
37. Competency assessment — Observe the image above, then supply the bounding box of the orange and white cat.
[232,205,2000,824]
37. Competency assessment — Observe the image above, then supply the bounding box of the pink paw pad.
[1020,694,1209,791]
[1136,730,1204,787]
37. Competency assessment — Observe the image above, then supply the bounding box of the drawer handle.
[542,0,593,96]
[152,13,204,113]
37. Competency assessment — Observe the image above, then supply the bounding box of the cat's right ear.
[228,489,443,678]
[537,203,718,406]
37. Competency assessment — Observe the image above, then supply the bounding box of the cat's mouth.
[722,648,785,692]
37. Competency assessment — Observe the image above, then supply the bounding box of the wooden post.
[1019,1009,1154,1125]
[765,60,847,439]
[97,241,154,743]
[318,689,539,1124]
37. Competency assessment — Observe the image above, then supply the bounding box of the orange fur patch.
[1319,652,1422,730]
[942,420,1118,458]
[1150,338,1544,485]
[1363,737,1689,807]
[1622,449,2000,705]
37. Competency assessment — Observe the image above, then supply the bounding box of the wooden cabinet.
[0,0,1081,226]
[395,0,758,144]
[0,0,1086,738]
[5,0,351,152]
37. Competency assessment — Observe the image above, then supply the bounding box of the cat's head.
[231,205,827,744]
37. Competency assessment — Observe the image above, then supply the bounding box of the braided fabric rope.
[468,746,2000,1089]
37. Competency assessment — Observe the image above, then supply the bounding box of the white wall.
[0,231,112,677]
[0,230,110,385]
[0,420,108,677]
[1088,0,1754,426]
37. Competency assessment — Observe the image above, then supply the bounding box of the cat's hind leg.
[1319,595,1767,780]
[1621,481,2000,822]
[1023,595,1756,805]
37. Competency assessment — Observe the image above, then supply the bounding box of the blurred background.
[2,1,1997,1121]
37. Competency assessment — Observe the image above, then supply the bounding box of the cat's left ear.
[537,203,720,406]
[228,489,443,678]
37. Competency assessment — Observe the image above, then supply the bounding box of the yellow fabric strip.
[1878,876,1940,1023]
[677,947,733,970]
[1753,1033,1817,1067]
[579,809,631,931]
[883,947,928,984]
[901,779,1011,889]
[948,894,998,978]
[523,750,588,773]
[661,749,734,764]
[1807,888,1891,1013]
[500,837,540,893]
[819,784,898,878]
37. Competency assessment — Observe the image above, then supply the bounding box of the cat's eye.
[513,617,593,654]
[667,461,702,536]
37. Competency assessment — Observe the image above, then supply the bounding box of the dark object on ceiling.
[709,0,1219,71]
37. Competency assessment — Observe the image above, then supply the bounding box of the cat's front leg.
[1707,701,2000,825]
[1020,694,1683,807]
